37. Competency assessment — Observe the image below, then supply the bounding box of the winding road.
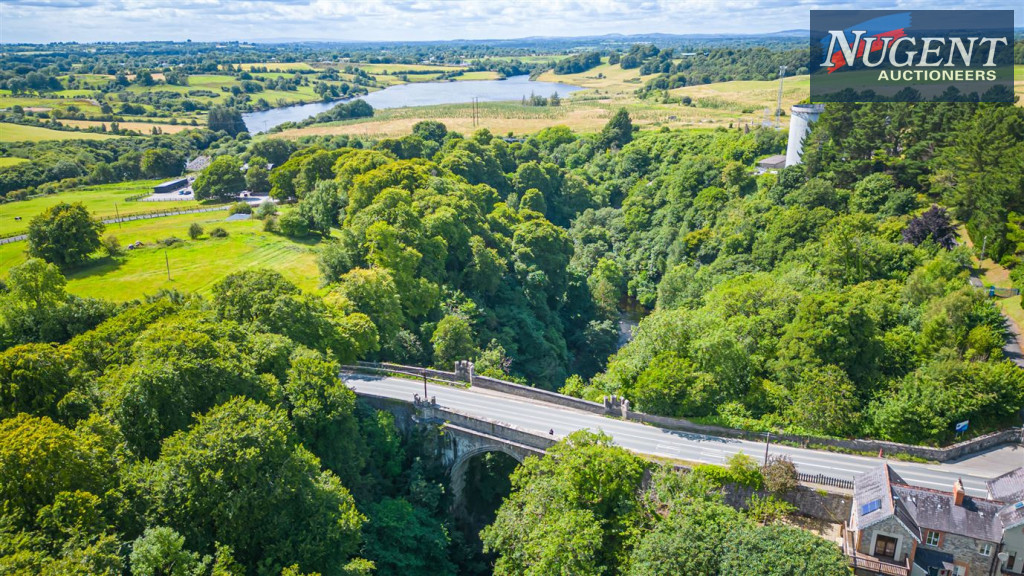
[344,372,1024,498]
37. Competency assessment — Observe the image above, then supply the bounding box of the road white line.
[349,374,1003,496]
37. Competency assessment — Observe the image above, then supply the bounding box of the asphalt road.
[343,373,1023,498]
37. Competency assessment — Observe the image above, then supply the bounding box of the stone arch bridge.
[357,394,556,512]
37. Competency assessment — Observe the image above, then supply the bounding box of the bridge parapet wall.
[344,363,1022,463]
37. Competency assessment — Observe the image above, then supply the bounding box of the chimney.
[953,479,965,506]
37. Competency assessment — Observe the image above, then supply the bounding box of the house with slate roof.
[844,464,1022,576]
[987,467,1024,575]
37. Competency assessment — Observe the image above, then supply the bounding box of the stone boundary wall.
[470,374,607,415]
[344,362,1022,463]
[723,483,853,524]
[351,361,465,385]
[623,410,1021,462]
[419,403,559,453]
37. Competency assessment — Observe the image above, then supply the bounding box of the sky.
[1,0,1021,44]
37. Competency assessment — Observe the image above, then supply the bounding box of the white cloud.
[1,0,1020,43]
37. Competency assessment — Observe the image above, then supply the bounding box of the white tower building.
[785,104,825,167]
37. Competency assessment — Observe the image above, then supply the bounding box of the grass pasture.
[0,157,28,168]
[0,95,103,115]
[0,212,322,300]
[351,62,463,74]
[62,73,115,88]
[58,119,197,134]
[671,75,810,119]
[457,71,502,81]
[0,122,118,143]
[483,55,568,64]
[272,100,615,139]
[234,62,315,72]
[272,69,812,139]
[536,60,660,97]
[1,180,200,237]
[184,74,237,90]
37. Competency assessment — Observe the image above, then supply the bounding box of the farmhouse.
[844,464,1024,576]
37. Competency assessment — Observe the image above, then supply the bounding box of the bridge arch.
[442,425,542,515]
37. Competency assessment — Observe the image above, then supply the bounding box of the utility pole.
[113,203,122,228]
[764,432,771,466]
[164,251,171,281]
[774,65,787,129]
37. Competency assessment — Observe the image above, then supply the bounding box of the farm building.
[153,178,189,194]
[756,154,786,173]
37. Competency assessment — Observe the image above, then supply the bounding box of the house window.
[925,531,941,546]
[978,542,993,556]
[952,566,966,576]
[861,499,882,515]
[1008,552,1018,570]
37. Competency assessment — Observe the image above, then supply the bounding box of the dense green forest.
[564,103,1024,446]
[0,260,472,575]
[0,253,846,574]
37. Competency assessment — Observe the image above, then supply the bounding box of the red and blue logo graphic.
[821,12,911,73]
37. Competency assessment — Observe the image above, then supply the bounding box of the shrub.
[160,236,183,247]
[746,494,796,525]
[263,216,278,233]
[726,453,765,490]
[188,222,204,240]
[762,455,798,495]
[209,227,229,238]
[278,211,309,238]
[101,235,124,257]
[695,453,765,491]
[229,202,253,215]
[255,200,277,219]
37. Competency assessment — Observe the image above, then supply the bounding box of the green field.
[457,71,502,81]
[187,74,238,89]
[0,157,28,168]
[52,89,97,98]
[0,211,322,300]
[0,95,103,115]
[235,62,315,72]
[352,62,463,74]
[0,122,118,142]
[61,73,114,88]
[1,180,200,236]
[483,55,567,64]
[274,67,812,139]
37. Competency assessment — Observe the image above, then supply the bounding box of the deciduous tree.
[27,202,104,268]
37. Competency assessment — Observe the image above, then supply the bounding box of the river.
[243,75,585,134]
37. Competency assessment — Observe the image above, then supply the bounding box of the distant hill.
[262,32,808,51]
